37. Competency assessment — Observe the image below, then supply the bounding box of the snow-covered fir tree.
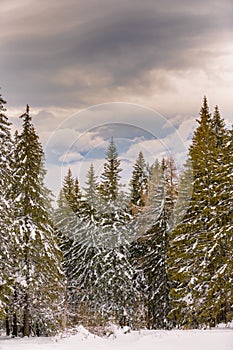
[168,97,215,327]
[99,137,122,201]
[167,158,194,327]
[129,151,148,212]
[92,139,138,326]
[196,106,233,324]
[168,97,233,327]
[58,165,101,326]
[55,168,83,278]
[135,159,175,329]
[56,146,139,328]
[0,93,14,324]
[54,168,83,326]
[62,169,82,214]
[10,105,64,336]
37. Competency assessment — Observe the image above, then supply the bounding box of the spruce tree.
[76,163,100,246]
[167,158,195,327]
[66,164,100,326]
[168,97,215,327]
[0,92,14,324]
[58,165,100,326]
[136,160,173,329]
[62,169,82,214]
[99,137,122,202]
[188,101,231,326]
[54,169,83,326]
[56,151,138,327]
[84,163,99,205]
[12,105,64,336]
[168,98,233,327]
[196,107,233,324]
[55,168,82,279]
[55,169,82,250]
[0,93,12,188]
[129,151,148,212]
[94,139,137,326]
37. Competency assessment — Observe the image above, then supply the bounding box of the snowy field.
[0,326,232,350]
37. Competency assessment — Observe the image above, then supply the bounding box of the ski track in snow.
[0,328,233,350]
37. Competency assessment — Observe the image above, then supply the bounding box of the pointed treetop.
[20,104,31,122]
[129,151,148,207]
[212,105,222,124]
[67,168,72,177]
[214,104,219,113]
[198,96,211,124]
[212,105,226,144]
[138,150,144,159]
[212,105,225,128]
[203,95,208,108]
[105,136,119,158]
[83,163,99,207]
[100,137,122,201]
[85,163,98,189]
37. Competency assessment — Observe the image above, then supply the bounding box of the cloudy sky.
[1,0,233,196]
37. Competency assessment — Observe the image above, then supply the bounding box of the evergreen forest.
[0,92,232,336]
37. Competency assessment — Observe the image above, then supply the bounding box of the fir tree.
[136,161,172,329]
[167,158,194,327]
[55,168,82,263]
[11,105,64,336]
[62,169,82,214]
[99,137,122,202]
[168,97,215,327]
[77,163,100,246]
[83,163,99,206]
[196,106,233,324]
[168,97,233,327]
[54,169,83,326]
[129,151,148,212]
[0,92,14,324]
[94,139,138,326]
[60,165,100,326]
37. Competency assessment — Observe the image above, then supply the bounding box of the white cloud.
[58,151,83,163]
[73,132,105,153]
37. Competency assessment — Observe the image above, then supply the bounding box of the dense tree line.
[55,97,232,330]
[0,93,232,336]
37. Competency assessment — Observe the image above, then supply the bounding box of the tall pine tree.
[94,139,137,326]
[11,105,64,336]
[0,92,14,324]
[168,97,233,327]
[129,151,148,212]
[135,159,174,329]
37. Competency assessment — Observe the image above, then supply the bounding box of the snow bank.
[0,327,232,350]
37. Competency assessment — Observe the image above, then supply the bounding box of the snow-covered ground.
[0,325,233,350]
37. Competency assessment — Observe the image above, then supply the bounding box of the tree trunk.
[147,298,153,329]
[23,294,30,337]
[5,311,10,336]
[62,280,68,331]
[12,313,18,337]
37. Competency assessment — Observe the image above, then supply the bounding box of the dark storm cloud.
[1,0,232,107]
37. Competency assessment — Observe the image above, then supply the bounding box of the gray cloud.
[1,0,233,108]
